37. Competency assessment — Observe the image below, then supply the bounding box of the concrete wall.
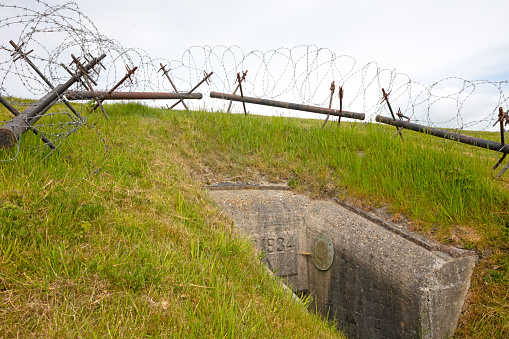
[209,186,477,339]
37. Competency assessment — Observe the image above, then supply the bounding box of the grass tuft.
[2,101,509,337]
[0,102,343,338]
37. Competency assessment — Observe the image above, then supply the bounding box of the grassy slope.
[1,102,508,337]
[160,106,509,338]
[0,103,343,338]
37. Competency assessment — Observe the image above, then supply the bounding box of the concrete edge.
[206,183,477,259]
[331,197,478,259]
[206,183,291,191]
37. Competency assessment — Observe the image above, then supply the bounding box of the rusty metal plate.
[311,233,334,271]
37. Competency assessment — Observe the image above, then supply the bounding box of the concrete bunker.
[209,184,477,339]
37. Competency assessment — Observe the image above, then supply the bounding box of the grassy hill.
[1,102,508,337]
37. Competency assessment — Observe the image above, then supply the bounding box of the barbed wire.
[1,0,508,165]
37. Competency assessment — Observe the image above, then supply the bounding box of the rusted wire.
[322,81,336,128]
[2,0,509,170]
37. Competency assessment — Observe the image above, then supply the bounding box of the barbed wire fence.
[1,0,509,168]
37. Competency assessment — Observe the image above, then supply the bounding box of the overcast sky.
[2,0,509,130]
[72,0,509,83]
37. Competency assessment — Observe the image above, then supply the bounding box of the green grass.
[1,101,509,337]
[159,106,509,338]
[167,108,507,235]
[0,102,344,338]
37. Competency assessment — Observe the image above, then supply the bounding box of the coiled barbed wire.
[1,0,509,165]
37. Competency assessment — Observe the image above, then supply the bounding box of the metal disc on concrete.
[311,232,334,271]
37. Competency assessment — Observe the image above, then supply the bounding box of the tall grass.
[1,101,508,337]
[162,107,509,338]
[166,109,507,237]
[0,103,343,338]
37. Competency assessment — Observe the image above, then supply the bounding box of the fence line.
[1,0,509,166]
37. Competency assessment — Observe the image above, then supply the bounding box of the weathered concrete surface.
[210,186,310,292]
[209,186,477,339]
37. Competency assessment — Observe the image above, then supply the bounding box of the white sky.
[73,0,509,83]
[2,0,509,130]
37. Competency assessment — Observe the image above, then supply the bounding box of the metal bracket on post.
[322,81,336,128]
[492,107,509,177]
[83,53,105,75]
[337,86,344,127]
[392,108,410,139]
[227,70,248,113]
[167,71,213,111]
[382,88,404,141]
[70,55,98,87]
[236,72,248,115]
[70,54,109,119]
[91,64,138,112]
[9,40,82,120]
[159,63,189,111]
[61,62,87,88]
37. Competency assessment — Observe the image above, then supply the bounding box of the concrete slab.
[209,185,477,339]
